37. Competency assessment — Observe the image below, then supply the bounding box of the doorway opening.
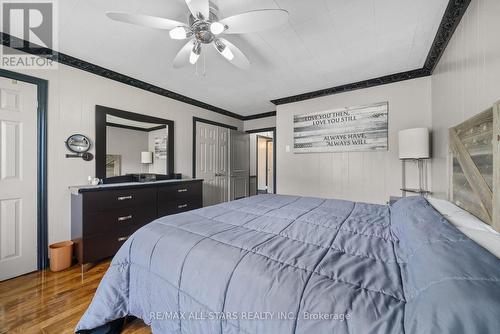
[247,127,276,196]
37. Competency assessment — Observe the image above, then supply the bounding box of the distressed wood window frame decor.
[449,101,500,232]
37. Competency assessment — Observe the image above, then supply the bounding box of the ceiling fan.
[106,0,289,70]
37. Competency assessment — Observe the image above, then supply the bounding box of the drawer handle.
[178,204,188,209]
[177,188,188,193]
[118,236,130,242]
[117,195,133,201]
[117,215,133,222]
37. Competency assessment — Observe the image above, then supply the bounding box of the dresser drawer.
[158,196,202,217]
[82,226,134,263]
[83,187,156,213]
[158,181,202,199]
[83,204,156,237]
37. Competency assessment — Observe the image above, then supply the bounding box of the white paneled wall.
[243,116,276,132]
[431,0,500,198]
[276,77,432,204]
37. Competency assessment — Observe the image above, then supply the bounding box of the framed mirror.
[95,105,174,181]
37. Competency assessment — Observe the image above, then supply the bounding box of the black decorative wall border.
[0,0,471,118]
[271,0,471,106]
[241,111,276,121]
[271,69,429,105]
[423,0,471,73]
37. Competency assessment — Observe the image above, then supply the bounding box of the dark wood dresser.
[71,179,202,267]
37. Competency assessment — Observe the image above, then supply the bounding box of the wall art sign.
[293,102,388,153]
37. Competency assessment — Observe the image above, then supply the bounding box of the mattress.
[427,196,500,258]
[76,195,500,333]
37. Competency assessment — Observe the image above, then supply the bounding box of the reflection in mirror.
[106,154,121,177]
[105,115,169,178]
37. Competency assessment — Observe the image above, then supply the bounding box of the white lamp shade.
[398,128,430,159]
[141,151,153,164]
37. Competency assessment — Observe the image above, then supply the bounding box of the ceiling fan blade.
[106,12,186,30]
[185,0,209,20]
[220,9,289,34]
[173,40,195,68]
[216,38,250,70]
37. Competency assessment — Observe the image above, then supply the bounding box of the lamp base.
[401,158,430,197]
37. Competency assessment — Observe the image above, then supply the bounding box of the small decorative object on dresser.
[70,179,202,270]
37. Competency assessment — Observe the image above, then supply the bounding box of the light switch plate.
[285,145,290,152]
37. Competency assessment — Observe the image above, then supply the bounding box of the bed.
[76,194,500,334]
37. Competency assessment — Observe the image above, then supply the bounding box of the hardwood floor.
[0,261,150,333]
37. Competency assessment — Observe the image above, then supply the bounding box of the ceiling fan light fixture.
[107,2,289,70]
[210,21,225,35]
[214,39,234,61]
[221,47,234,61]
[190,41,202,64]
[189,51,200,64]
[169,26,190,40]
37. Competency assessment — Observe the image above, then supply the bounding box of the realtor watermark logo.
[1,0,58,69]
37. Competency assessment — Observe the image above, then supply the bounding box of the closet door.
[195,122,229,206]
[216,127,229,203]
[230,130,250,200]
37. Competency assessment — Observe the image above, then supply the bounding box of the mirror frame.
[95,105,175,180]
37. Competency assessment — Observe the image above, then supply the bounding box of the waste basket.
[49,241,74,272]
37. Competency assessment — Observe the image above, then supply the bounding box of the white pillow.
[427,197,500,258]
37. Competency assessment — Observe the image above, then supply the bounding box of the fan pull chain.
[203,51,206,76]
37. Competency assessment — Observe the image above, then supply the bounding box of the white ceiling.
[56,0,448,116]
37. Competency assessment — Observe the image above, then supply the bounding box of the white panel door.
[195,122,229,206]
[267,141,274,193]
[230,130,250,200]
[217,127,229,203]
[196,122,218,207]
[0,77,38,281]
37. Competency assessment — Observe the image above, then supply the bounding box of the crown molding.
[0,0,471,118]
[241,111,276,121]
[271,68,429,105]
[423,0,471,73]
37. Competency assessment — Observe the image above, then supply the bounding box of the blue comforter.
[76,195,500,333]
